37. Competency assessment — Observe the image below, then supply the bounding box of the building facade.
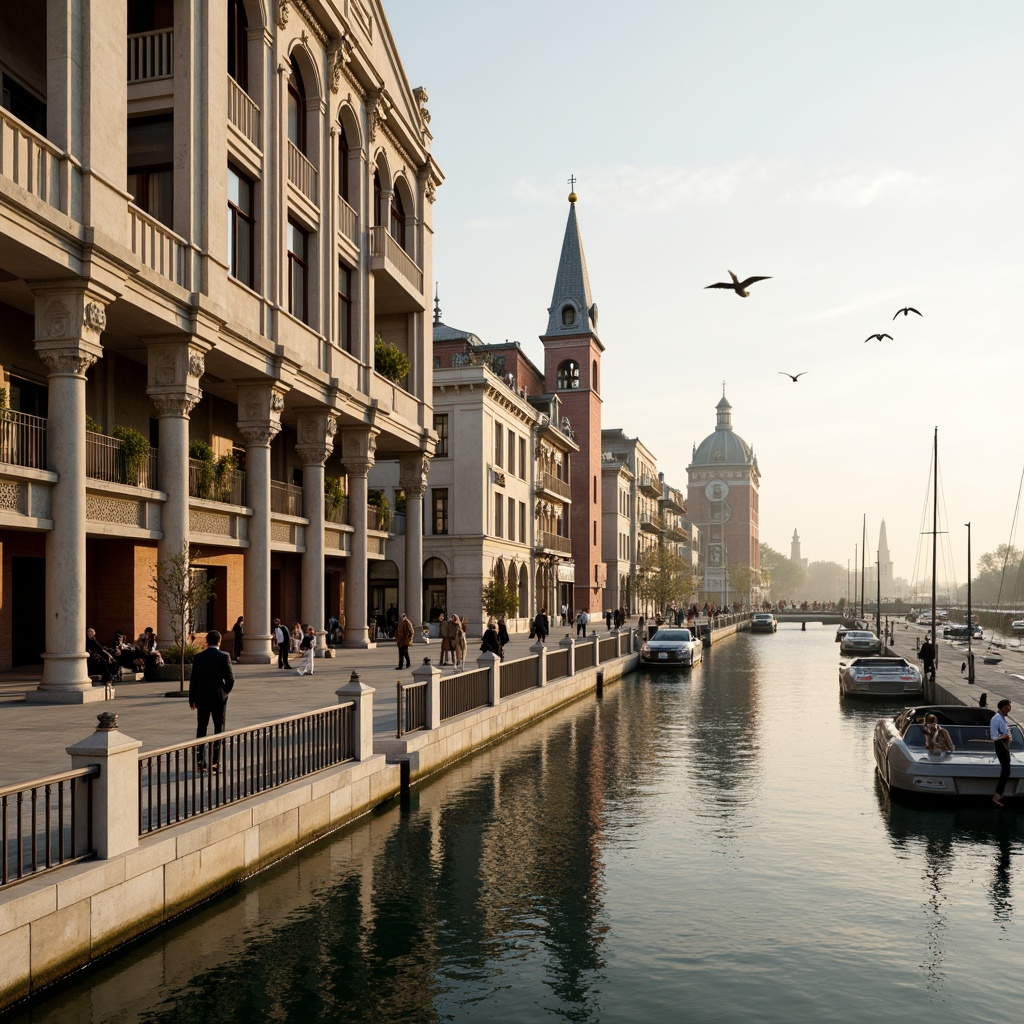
[686,393,761,608]
[0,0,440,699]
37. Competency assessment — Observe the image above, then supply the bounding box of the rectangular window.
[519,501,526,543]
[494,422,503,467]
[519,437,527,479]
[227,165,254,287]
[433,488,448,535]
[127,115,174,228]
[508,497,516,542]
[287,220,309,324]
[508,431,515,476]
[434,413,448,457]
[337,261,352,351]
[495,497,503,538]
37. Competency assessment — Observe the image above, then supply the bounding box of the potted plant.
[215,451,237,502]
[368,488,392,531]
[325,475,346,520]
[374,334,411,386]
[111,425,150,486]
[189,440,215,499]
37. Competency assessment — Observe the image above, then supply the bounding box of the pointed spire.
[715,392,733,430]
[433,282,441,325]
[544,189,602,347]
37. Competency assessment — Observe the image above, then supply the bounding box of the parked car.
[840,630,883,655]
[750,613,777,633]
[639,628,703,668]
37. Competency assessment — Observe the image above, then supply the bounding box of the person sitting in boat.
[923,714,954,755]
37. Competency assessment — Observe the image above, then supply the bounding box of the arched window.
[338,123,350,202]
[592,360,598,393]
[287,58,306,152]
[561,304,576,326]
[227,0,249,90]
[556,360,580,390]
[391,188,407,250]
[373,170,383,226]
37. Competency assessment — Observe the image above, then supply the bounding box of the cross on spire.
[567,173,577,191]
[722,379,727,396]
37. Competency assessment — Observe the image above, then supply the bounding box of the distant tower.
[877,519,893,599]
[541,187,604,613]
[791,529,808,569]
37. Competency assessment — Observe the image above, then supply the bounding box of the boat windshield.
[903,723,1024,752]
[650,630,692,642]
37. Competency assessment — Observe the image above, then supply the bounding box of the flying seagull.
[892,307,922,319]
[704,270,772,297]
[778,371,807,382]
[864,333,893,343]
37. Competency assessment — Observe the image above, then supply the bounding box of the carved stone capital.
[341,459,373,478]
[151,393,200,418]
[399,452,430,496]
[339,428,378,473]
[35,343,101,378]
[296,444,332,467]
[32,287,109,376]
[147,338,207,415]
[237,380,288,448]
[239,424,281,448]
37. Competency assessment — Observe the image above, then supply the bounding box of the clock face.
[705,480,729,501]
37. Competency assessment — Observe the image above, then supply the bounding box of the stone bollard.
[66,712,142,860]
[559,634,576,676]
[336,670,375,761]
[412,657,441,729]
[530,640,548,687]
[476,650,500,705]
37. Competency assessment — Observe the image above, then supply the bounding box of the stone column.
[237,381,286,663]
[296,409,337,647]
[340,428,378,648]
[336,671,374,761]
[399,452,429,634]
[28,287,109,703]
[147,339,206,645]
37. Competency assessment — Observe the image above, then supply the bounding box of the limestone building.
[686,392,762,607]
[0,0,441,700]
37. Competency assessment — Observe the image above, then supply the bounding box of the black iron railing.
[575,641,595,671]
[397,680,427,737]
[1,766,98,888]
[499,656,537,698]
[599,636,617,661]
[547,648,569,681]
[440,668,489,721]
[139,703,355,835]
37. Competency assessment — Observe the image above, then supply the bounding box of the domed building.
[686,392,762,607]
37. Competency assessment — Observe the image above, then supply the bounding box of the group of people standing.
[272,619,318,676]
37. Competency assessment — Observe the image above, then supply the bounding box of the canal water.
[9,625,1024,1023]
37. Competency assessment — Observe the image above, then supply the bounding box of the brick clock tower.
[541,190,604,615]
[686,391,761,607]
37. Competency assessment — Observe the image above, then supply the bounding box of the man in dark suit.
[188,630,235,772]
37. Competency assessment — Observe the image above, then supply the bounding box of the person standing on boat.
[991,699,1012,808]
[918,637,936,682]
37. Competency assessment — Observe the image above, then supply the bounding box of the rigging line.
[936,454,958,598]
[994,460,1024,615]
[911,443,935,592]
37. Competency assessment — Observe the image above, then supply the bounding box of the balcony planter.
[111,425,149,486]
[189,441,215,499]
[374,334,411,386]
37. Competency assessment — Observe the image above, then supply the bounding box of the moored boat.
[874,705,1024,797]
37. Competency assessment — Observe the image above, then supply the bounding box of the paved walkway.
[0,627,611,786]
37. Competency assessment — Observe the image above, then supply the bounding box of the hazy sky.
[390,1,1024,593]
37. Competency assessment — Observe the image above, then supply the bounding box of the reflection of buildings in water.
[876,781,1021,990]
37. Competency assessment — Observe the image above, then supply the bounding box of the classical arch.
[556,359,580,390]
[423,556,448,623]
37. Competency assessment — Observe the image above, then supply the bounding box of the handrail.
[128,203,189,288]
[270,480,303,517]
[370,225,424,292]
[538,470,572,500]
[127,28,173,82]
[287,141,318,205]
[0,409,47,470]
[86,430,158,488]
[227,75,261,148]
[338,195,359,245]
[0,108,69,213]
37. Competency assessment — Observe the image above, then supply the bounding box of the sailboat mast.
[860,514,866,618]
[932,427,938,659]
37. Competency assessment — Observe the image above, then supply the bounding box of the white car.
[640,628,703,668]
[840,630,883,656]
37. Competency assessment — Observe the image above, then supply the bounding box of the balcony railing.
[537,530,572,554]
[389,512,406,536]
[227,75,261,148]
[86,431,158,488]
[640,512,663,533]
[0,410,47,470]
[128,203,189,288]
[127,29,174,83]
[326,497,349,525]
[537,470,572,500]
[0,108,70,214]
[287,141,318,205]
[370,225,424,292]
[188,459,245,505]
[639,474,662,498]
[270,480,303,517]
[338,196,359,246]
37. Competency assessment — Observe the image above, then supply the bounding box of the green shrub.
[325,475,346,512]
[368,488,392,531]
[215,452,237,501]
[374,334,411,385]
[111,425,149,486]
[85,415,102,433]
[189,441,215,498]
[164,641,202,665]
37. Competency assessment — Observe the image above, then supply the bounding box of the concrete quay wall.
[0,754,400,1009]
[378,652,640,784]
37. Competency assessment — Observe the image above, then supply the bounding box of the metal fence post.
[559,635,576,676]
[336,670,374,761]
[475,651,500,705]
[65,712,142,860]
[413,657,441,729]
[530,641,548,687]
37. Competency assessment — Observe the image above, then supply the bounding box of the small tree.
[151,544,216,694]
[111,425,150,486]
[482,577,519,620]
[189,440,216,499]
[374,334,412,385]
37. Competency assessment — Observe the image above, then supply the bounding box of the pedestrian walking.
[273,619,291,670]
[395,613,414,669]
[450,614,467,670]
[991,699,1013,807]
[576,609,589,637]
[296,625,316,675]
[918,637,936,682]
[533,607,550,643]
[188,630,234,772]
[231,616,244,662]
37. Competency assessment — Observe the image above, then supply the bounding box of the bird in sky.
[893,307,922,319]
[864,333,894,343]
[778,371,807,382]
[704,270,772,297]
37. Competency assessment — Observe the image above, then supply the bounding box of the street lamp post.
[965,522,975,684]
